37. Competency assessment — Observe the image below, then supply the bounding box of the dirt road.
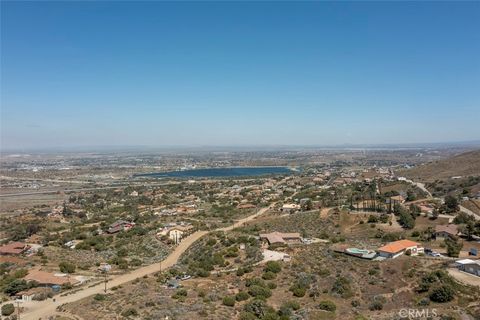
[217,206,271,232]
[16,206,271,320]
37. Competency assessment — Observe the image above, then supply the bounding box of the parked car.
[427,251,442,257]
[176,274,191,281]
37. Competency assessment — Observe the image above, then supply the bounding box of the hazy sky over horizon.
[1,1,479,150]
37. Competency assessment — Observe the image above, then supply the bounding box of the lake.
[135,166,295,178]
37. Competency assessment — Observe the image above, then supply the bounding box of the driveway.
[447,268,480,287]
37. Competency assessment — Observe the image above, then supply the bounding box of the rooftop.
[378,240,420,254]
[0,242,30,255]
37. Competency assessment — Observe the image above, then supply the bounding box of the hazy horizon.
[1,2,479,150]
[2,139,480,154]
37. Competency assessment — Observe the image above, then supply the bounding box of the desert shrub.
[236,291,250,301]
[248,285,272,299]
[94,294,106,301]
[318,300,336,312]
[369,301,383,310]
[262,271,276,280]
[267,282,277,289]
[291,286,306,297]
[264,261,282,273]
[245,277,266,288]
[222,295,236,307]
[331,276,353,298]
[13,269,28,278]
[59,261,76,273]
[244,299,276,318]
[239,311,257,320]
[196,268,210,277]
[430,285,455,303]
[62,282,73,290]
[172,288,188,299]
[379,214,389,223]
[351,299,360,307]
[121,308,138,317]
[1,304,15,316]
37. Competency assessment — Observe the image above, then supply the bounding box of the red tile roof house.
[0,242,30,255]
[377,240,424,259]
[434,224,459,239]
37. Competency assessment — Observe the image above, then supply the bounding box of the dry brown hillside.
[398,149,480,181]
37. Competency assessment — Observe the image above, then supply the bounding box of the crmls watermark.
[398,308,438,319]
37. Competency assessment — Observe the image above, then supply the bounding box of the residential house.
[386,195,406,205]
[16,287,52,302]
[107,220,135,234]
[0,242,30,255]
[377,239,423,259]
[259,232,302,246]
[168,225,193,244]
[434,224,459,239]
[419,205,434,215]
[281,204,301,213]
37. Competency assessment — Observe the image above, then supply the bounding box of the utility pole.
[103,271,108,293]
[16,300,21,320]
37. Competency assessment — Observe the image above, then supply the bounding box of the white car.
[428,252,442,257]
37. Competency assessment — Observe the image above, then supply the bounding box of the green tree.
[443,196,459,213]
[398,210,416,229]
[445,237,462,257]
[4,279,31,295]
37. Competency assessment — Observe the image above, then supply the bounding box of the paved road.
[15,206,271,320]
[403,178,433,198]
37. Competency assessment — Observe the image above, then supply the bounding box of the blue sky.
[1,1,479,150]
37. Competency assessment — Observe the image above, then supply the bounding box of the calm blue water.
[135,166,294,178]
